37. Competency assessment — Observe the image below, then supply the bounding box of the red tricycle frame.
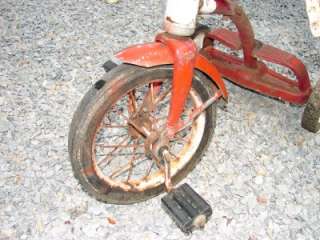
[116,0,313,136]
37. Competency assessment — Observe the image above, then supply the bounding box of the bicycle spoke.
[103,123,128,129]
[128,90,138,116]
[156,116,168,121]
[96,143,143,148]
[155,88,171,104]
[110,156,146,179]
[143,160,155,180]
[92,75,204,191]
[96,152,145,157]
[166,149,179,160]
[117,109,129,121]
[151,83,154,106]
[126,144,137,182]
[97,136,131,168]
[171,135,190,144]
[139,85,154,112]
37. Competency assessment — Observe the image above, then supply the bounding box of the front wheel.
[301,80,320,133]
[68,64,218,204]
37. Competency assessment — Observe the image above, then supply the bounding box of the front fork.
[155,33,222,192]
[155,34,198,138]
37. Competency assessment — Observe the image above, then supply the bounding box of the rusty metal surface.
[3,0,320,239]
[87,72,214,193]
[112,0,314,195]
[207,0,313,105]
[207,28,312,104]
[116,0,312,106]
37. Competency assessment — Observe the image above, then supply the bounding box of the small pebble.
[254,176,264,185]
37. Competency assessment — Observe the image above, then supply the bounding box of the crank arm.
[159,147,174,192]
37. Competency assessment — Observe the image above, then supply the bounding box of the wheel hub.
[128,110,170,161]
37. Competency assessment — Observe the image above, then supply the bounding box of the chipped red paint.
[207,0,312,105]
[116,0,312,118]
[115,37,227,99]
[116,34,227,136]
[195,53,227,98]
[116,43,173,67]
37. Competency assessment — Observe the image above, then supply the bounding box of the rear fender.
[116,43,228,99]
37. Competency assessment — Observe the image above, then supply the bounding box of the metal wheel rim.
[91,78,206,192]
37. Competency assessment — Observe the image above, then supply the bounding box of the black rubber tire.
[301,80,320,133]
[68,65,125,159]
[68,64,217,204]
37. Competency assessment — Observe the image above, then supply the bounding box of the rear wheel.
[69,64,218,204]
[301,80,320,133]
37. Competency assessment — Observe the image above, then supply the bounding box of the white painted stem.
[199,0,217,14]
[164,0,216,36]
[305,0,320,37]
[164,0,200,36]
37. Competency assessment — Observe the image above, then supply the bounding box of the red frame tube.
[155,34,198,136]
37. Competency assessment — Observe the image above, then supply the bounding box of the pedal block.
[161,183,212,233]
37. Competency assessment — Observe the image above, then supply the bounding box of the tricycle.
[68,0,320,233]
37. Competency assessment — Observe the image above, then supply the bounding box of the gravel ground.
[1,0,320,239]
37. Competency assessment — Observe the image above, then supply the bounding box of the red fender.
[115,42,228,100]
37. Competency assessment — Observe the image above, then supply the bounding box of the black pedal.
[102,60,117,72]
[161,183,212,233]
